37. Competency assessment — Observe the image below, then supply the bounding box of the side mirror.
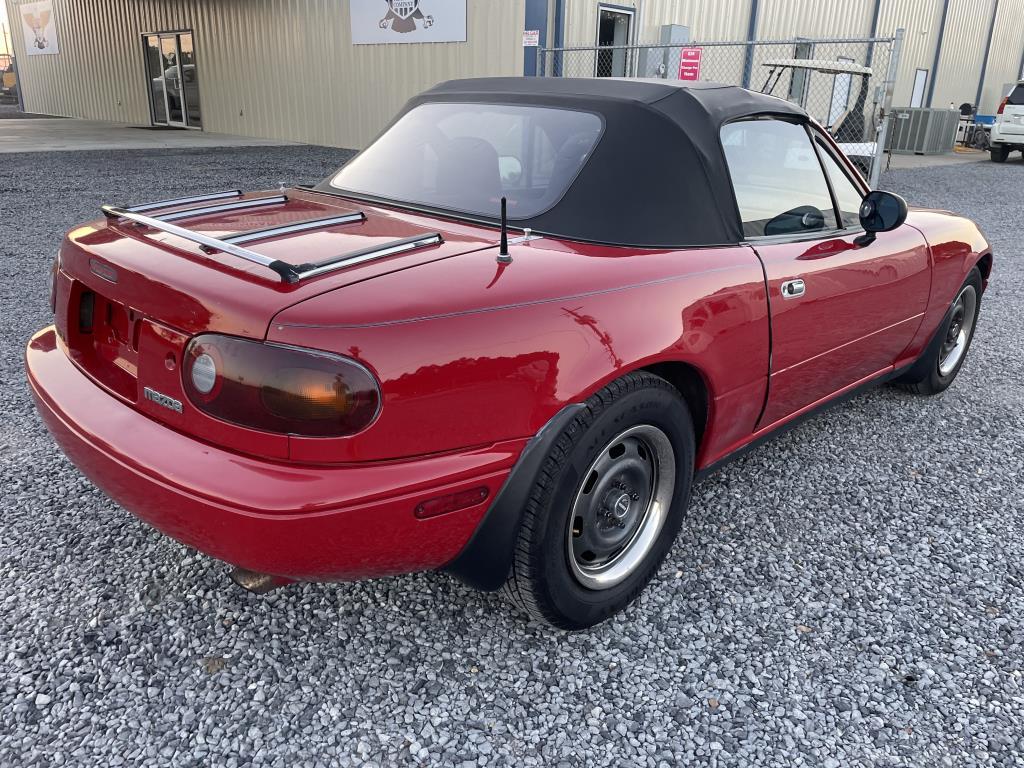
[859,190,907,233]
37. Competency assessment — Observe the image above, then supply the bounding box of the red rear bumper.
[25,327,522,581]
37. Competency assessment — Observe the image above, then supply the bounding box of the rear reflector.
[414,487,490,519]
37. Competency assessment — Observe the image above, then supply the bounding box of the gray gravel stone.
[2,147,1023,767]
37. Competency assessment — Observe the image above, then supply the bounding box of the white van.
[990,81,1024,162]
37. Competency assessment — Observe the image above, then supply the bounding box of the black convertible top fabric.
[319,78,809,247]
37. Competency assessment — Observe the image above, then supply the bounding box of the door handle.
[781,279,806,299]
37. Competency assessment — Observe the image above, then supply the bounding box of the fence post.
[870,29,903,188]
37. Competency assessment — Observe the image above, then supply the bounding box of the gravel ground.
[2,147,1023,767]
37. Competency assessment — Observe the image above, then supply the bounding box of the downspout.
[554,0,565,76]
[523,0,550,76]
[975,0,1000,110]
[555,0,564,47]
[741,0,760,89]
[926,0,951,107]
[866,0,882,67]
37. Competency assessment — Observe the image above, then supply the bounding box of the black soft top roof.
[324,77,809,247]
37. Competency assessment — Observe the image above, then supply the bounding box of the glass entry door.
[596,7,633,77]
[143,31,201,128]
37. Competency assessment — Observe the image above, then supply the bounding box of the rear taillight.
[182,334,381,437]
[997,97,1008,115]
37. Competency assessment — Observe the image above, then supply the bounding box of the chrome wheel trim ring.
[566,424,676,591]
[938,284,978,377]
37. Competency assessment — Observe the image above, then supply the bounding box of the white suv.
[990,81,1024,162]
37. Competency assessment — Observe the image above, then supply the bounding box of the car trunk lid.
[52,188,499,456]
[58,188,498,337]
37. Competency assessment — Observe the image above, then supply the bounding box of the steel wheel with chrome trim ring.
[937,284,978,377]
[567,424,676,590]
[894,266,984,396]
[504,371,694,630]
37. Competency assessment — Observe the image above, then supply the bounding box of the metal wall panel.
[929,0,993,109]
[755,0,875,40]
[978,0,1024,113]
[8,0,1024,140]
[561,0,752,46]
[563,0,638,46]
[875,0,945,107]
[6,0,525,148]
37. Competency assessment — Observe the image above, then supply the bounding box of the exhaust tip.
[229,567,291,594]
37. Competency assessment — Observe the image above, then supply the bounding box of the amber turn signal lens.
[182,334,380,437]
[261,367,353,421]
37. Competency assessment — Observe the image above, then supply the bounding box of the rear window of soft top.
[327,102,603,221]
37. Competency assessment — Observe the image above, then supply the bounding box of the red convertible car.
[27,78,990,629]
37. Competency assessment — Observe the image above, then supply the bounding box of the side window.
[721,119,839,238]
[814,138,864,229]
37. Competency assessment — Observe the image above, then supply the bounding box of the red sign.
[677,47,702,81]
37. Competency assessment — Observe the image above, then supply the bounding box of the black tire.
[990,145,1009,163]
[503,371,694,630]
[894,267,983,395]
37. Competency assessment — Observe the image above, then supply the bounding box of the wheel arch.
[445,360,714,592]
[976,250,993,288]
[638,360,710,463]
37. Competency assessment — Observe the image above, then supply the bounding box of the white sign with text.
[351,0,467,45]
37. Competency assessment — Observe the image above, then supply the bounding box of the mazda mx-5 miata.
[27,78,991,629]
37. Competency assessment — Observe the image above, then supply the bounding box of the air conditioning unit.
[636,24,690,78]
[886,108,960,154]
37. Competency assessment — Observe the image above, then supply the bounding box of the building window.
[788,41,814,106]
[828,56,856,128]
[910,69,928,108]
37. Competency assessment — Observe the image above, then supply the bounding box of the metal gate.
[537,32,904,188]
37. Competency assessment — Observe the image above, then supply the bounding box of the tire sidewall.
[534,383,694,629]
[929,267,983,391]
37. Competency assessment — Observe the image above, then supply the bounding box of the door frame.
[594,4,636,78]
[140,29,202,130]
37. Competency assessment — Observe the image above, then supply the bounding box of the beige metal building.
[6,0,1024,149]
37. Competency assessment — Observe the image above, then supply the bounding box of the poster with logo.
[20,0,59,56]
[351,0,467,45]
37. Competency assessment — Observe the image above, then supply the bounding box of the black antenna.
[497,196,511,264]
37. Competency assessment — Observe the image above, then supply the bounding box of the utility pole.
[1,22,12,58]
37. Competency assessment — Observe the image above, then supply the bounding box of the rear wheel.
[895,268,982,395]
[990,145,1010,162]
[503,372,694,630]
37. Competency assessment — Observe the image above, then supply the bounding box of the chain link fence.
[538,34,903,187]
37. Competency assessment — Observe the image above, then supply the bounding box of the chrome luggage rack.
[101,190,443,284]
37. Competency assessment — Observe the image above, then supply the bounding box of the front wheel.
[895,268,982,395]
[503,372,694,629]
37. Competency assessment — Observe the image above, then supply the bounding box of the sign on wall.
[20,0,59,56]
[351,0,467,45]
[677,47,702,81]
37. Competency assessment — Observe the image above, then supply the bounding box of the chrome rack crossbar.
[101,205,301,284]
[126,190,242,214]
[222,212,367,246]
[159,194,288,222]
[294,233,444,280]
